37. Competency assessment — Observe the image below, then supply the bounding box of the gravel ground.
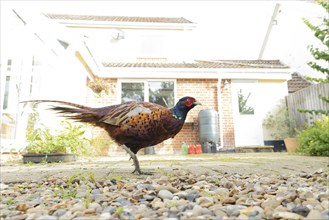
[0,153,328,219]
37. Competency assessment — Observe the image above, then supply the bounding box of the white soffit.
[100,67,294,80]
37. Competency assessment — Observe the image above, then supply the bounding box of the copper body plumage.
[23,96,201,174]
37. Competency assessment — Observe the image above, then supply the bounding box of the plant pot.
[264,140,286,152]
[284,137,298,153]
[22,153,76,163]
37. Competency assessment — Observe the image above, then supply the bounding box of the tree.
[299,0,329,115]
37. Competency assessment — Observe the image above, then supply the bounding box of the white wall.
[69,27,194,63]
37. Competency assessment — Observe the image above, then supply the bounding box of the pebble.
[192,204,203,216]
[51,209,66,217]
[158,189,174,200]
[186,192,198,202]
[226,204,247,216]
[292,205,310,217]
[196,196,214,208]
[0,170,328,220]
[155,185,179,193]
[36,215,57,220]
[239,206,260,216]
[221,197,236,204]
[273,211,304,220]
[15,203,27,212]
[306,209,326,220]
[8,215,26,220]
[211,206,227,218]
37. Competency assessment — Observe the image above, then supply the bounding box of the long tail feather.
[20,100,100,125]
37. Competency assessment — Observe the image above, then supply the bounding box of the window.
[149,81,174,107]
[3,59,13,110]
[7,59,12,71]
[121,82,144,103]
[238,89,255,115]
[120,80,175,107]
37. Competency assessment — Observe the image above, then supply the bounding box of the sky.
[1,1,327,78]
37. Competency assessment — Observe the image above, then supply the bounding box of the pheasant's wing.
[99,101,165,126]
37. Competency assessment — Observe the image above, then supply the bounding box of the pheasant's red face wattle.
[184,98,196,107]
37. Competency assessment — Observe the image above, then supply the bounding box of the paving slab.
[1,152,328,183]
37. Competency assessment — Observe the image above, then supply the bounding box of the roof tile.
[287,72,312,92]
[44,13,193,24]
[102,60,288,69]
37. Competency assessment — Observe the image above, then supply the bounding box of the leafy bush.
[297,115,329,156]
[25,121,89,155]
[263,99,297,140]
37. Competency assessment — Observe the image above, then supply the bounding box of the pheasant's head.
[172,96,201,119]
[179,96,201,109]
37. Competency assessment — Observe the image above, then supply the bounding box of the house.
[1,12,293,153]
[43,14,293,153]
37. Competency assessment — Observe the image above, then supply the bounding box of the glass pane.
[3,76,11,110]
[121,82,144,103]
[238,89,255,115]
[149,81,174,107]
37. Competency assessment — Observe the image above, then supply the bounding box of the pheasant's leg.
[121,145,152,175]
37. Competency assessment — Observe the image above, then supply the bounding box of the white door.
[231,80,263,146]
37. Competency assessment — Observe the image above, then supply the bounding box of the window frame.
[117,79,177,106]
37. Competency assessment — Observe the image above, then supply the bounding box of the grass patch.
[216,157,241,162]
[169,161,183,166]
[116,207,124,215]
[67,172,96,185]
[5,199,15,205]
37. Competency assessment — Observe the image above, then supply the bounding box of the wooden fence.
[286,83,329,129]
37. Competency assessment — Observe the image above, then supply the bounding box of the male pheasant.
[23,96,201,174]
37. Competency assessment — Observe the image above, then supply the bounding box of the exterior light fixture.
[223,79,229,90]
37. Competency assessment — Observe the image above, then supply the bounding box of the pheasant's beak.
[193,100,202,106]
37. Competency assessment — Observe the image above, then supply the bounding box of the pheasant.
[22,96,201,174]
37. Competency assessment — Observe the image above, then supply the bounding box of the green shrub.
[263,99,297,140]
[25,121,89,155]
[297,115,329,156]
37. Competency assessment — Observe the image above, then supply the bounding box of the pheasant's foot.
[132,168,153,175]
[121,145,149,175]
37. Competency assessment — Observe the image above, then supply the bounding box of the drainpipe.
[258,3,280,59]
[218,78,224,149]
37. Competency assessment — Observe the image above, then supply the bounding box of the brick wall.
[89,77,235,155]
[171,78,219,153]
